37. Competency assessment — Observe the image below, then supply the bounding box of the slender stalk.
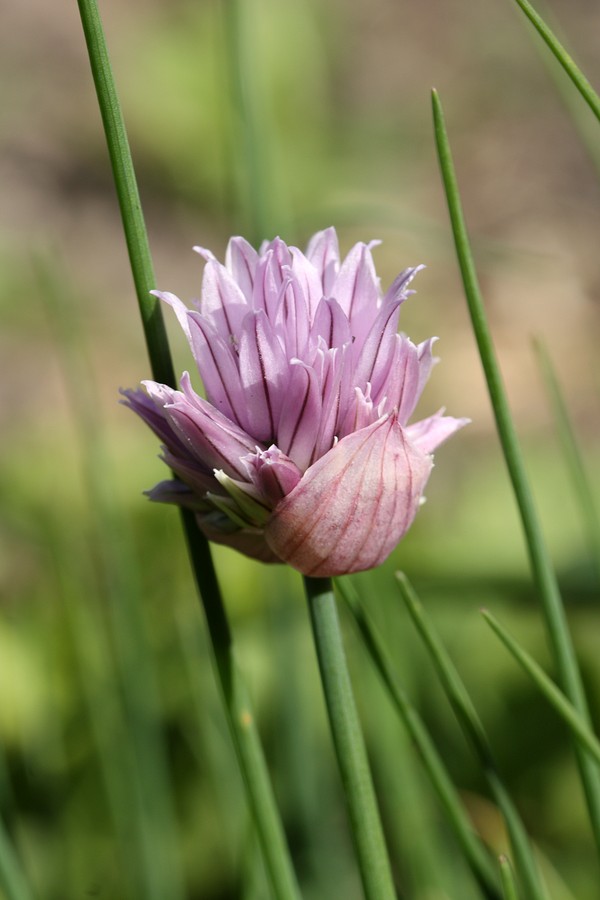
[336,577,501,899]
[0,818,34,900]
[510,0,600,123]
[432,87,600,857]
[396,573,547,900]
[499,856,519,900]
[303,576,396,900]
[533,339,600,586]
[482,610,600,766]
[76,3,300,897]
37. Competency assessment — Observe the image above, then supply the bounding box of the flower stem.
[432,86,600,859]
[76,3,300,897]
[303,576,396,900]
[0,817,34,900]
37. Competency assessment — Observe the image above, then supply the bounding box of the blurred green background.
[1,0,600,897]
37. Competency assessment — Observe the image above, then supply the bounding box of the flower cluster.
[123,228,467,576]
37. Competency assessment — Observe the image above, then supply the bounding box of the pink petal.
[331,241,381,325]
[224,236,259,300]
[382,265,425,304]
[200,259,249,339]
[289,246,324,317]
[265,415,433,576]
[121,386,188,455]
[146,479,212,511]
[276,361,322,470]
[185,313,245,424]
[305,227,340,295]
[352,298,402,393]
[274,273,310,359]
[151,383,258,480]
[242,445,303,505]
[376,335,421,422]
[406,410,470,454]
[310,297,352,352]
[238,310,288,442]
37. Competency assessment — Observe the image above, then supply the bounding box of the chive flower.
[123,228,467,576]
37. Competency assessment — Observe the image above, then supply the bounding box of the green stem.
[432,87,600,858]
[0,817,34,900]
[336,577,501,899]
[510,0,600,124]
[534,339,600,587]
[76,3,300,897]
[76,0,174,387]
[482,609,600,766]
[499,856,520,900]
[396,573,547,900]
[304,576,396,900]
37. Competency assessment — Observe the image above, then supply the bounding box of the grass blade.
[75,3,300,896]
[397,573,547,900]
[482,609,600,766]
[432,86,600,858]
[336,577,502,899]
[303,576,396,900]
[0,819,34,900]
[499,855,520,900]
[510,0,600,123]
[533,339,600,586]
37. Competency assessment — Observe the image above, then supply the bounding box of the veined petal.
[311,297,352,352]
[242,445,303,506]
[224,236,259,300]
[157,392,258,480]
[416,337,439,397]
[353,299,402,393]
[200,258,249,340]
[252,241,291,321]
[121,386,188,454]
[146,479,212,511]
[406,410,470,454]
[276,361,322,470]
[160,448,217,494]
[314,344,352,457]
[238,309,288,442]
[331,241,381,325]
[382,265,425,304]
[185,313,245,424]
[289,246,324,318]
[274,272,310,359]
[377,335,421,423]
[265,415,433,576]
[305,226,340,295]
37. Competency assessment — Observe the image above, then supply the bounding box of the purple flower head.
[123,228,468,576]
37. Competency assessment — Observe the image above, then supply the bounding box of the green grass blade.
[336,577,501,899]
[510,0,600,123]
[38,255,187,900]
[303,576,396,900]
[0,818,34,900]
[75,4,300,897]
[533,339,600,586]
[482,610,600,766]
[396,573,547,900]
[432,86,600,858]
[499,856,520,900]
[76,0,174,387]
